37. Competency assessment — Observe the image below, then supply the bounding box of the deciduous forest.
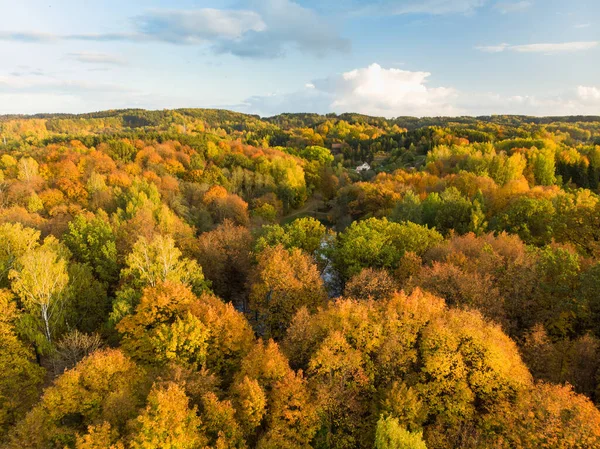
[1,109,600,448]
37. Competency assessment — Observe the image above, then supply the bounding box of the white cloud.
[66,52,126,66]
[476,41,599,54]
[577,86,600,102]
[512,41,598,53]
[133,9,266,43]
[475,43,510,52]
[213,0,350,58]
[236,63,600,117]
[575,23,591,29]
[325,64,459,115]
[494,1,533,14]
[239,63,459,117]
[0,2,348,59]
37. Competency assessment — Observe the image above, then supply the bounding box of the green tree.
[122,235,205,290]
[255,216,332,259]
[375,416,427,449]
[529,147,556,186]
[493,197,555,246]
[64,212,119,285]
[334,218,442,279]
[64,263,110,333]
[391,191,423,225]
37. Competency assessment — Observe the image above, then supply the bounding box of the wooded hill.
[1,109,600,448]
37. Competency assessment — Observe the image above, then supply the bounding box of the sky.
[0,0,598,117]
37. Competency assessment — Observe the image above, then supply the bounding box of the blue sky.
[0,0,598,116]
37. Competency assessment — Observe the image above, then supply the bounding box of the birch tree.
[9,243,69,344]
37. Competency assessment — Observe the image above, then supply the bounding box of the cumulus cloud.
[235,63,600,117]
[66,52,126,66]
[476,41,599,54]
[239,63,459,117]
[0,1,348,58]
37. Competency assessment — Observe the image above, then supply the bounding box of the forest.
[1,108,600,448]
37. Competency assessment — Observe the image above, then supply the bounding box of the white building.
[355,162,371,173]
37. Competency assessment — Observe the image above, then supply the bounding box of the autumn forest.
[1,109,600,448]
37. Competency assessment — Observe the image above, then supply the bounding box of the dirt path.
[281,196,327,224]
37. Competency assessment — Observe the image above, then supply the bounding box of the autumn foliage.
[1,110,600,448]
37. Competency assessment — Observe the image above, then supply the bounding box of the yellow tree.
[75,422,124,449]
[112,235,208,324]
[130,382,206,449]
[0,290,44,437]
[9,238,69,344]
[122,235,205,290]
[118,282,254,384]
[249,245,327,340]
[232,340,318,448]
[195,220,253,309]
[0,222,40,288]
[6,349,143,449]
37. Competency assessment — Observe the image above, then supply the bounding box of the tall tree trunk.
[41,305,52,344]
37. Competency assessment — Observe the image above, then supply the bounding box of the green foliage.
[493,197,556,246]
[334,217,443,279]
[64,263,110,334]
[255,216,331,258]
[105,139,137,162]
[529,147,557,186]
[64,213,119,284]
[375,416,427,449]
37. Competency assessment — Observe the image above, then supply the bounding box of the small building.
[355,162,371,173]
